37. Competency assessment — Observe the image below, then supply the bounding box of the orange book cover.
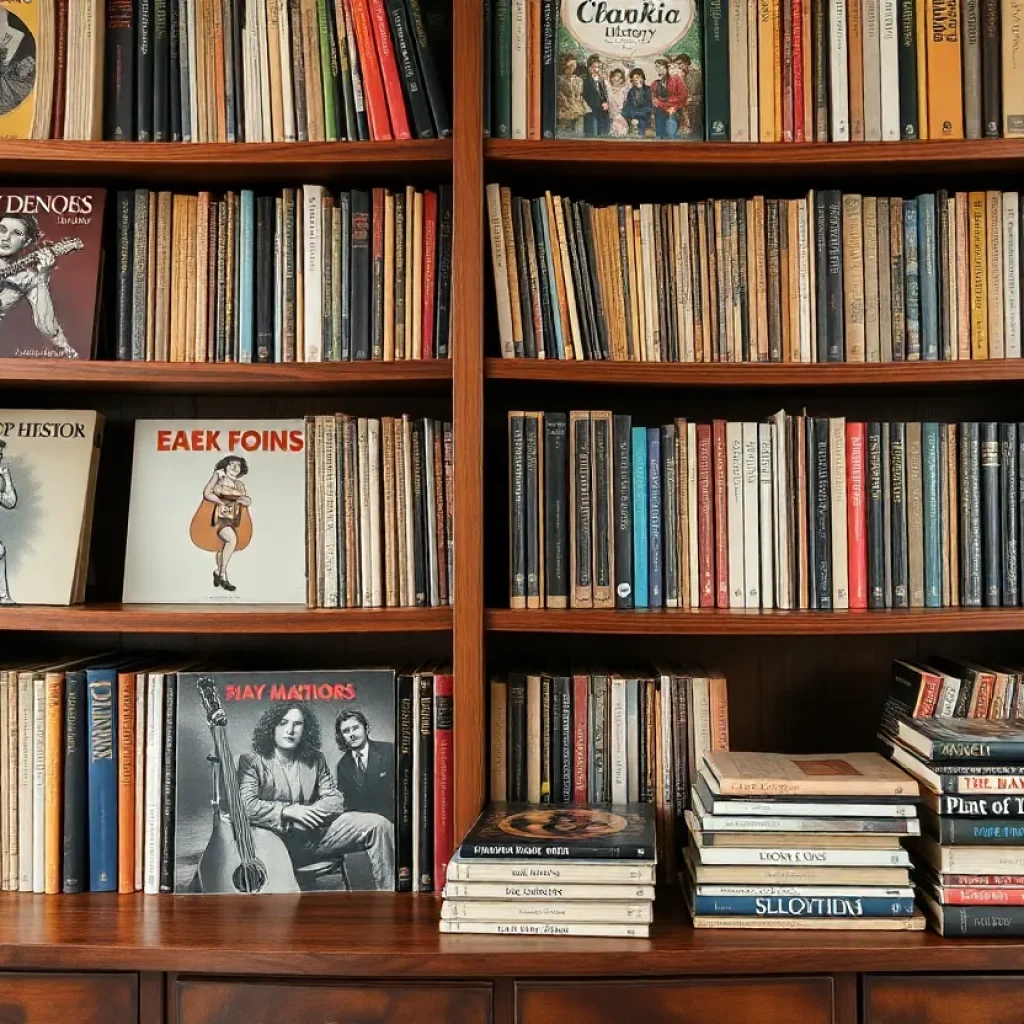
[527,0,540,139]
[847,0,865,139]
[926,0,964,137]
[118,670,136,893]
[43,671,64,895]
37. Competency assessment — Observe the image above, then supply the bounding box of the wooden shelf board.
[485,359,1024,388]
[0,604,452,634]
[0,891,1021,977]
[486,138,1024,179]
[486,607,1024,636]
[0,358,452,394]
[0,140,452,184]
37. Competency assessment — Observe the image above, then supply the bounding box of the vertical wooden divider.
[452,0,486,840]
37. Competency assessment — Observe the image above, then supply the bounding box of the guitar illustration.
[0,237,84,282]
[195,677,298,894]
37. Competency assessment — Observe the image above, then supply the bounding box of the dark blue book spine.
[86,669,118,892]
[704,0,729,139]
[890,422,909,608]
[904,199,921,360]
[867,422,886,608]
[1002,423,1020,606]
[922,422,942,606]
[632,427,648,609]
[813,417,832,609]
[647,427,662,608]
[613,415,634,609]
[933,904,1024,936]
[961,422,982,606]
[692,895,916,917]
[918,194,939,361]
[981,422,1002,606]
[934,817,1024,844]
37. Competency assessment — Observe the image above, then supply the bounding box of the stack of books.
[888,717,1024,936]
[682,752,925,930]
[441,803,657,937]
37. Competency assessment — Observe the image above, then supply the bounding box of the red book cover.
[846,422,868,608]
[791,0,805,142]
[53,0,69,138]
[712,420,729,608]
[367,0,412,139]
[940,887,1024,905]
[916,669,942,717]
[697,424,715,607]
[432,672,453,893]
[572,674,588,803]
[347,0,393,140]
[972,672,995,719]
[945,875,1024,887]
[421,190,438,358]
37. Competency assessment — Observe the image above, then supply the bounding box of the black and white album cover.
[173,670,397,894]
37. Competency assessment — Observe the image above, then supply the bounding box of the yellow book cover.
[926,0,964,137]
[117,671,135,893]
[968,191,988,358]
[0,2,42,139]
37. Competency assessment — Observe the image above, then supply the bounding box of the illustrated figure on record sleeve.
[0,10,36,117]
[239,702,396,890]
[335,708,396,821]
[582,54,609,137]
[0,213,78,358]
[606,68,630,137]
[652,57,686,138]
[622,69,654,137]
[556,54,588,135]
[189,455,253,592]
[0,440,16,605]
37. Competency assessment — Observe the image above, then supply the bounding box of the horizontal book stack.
[441,802,657,937]
[884,717,1024,935]
[489,668,730,877]
[305,414,453,609]
[683,752,926,931]
[508,409,1024,612]
[0,663,454,895]
[114,185,452,363]
[489,184,1024,362]
[489,0,1018,141]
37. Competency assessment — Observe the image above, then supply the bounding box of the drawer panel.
[864,974,1024,1024]
[0,972,136,1024]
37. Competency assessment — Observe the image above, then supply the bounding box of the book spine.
[705,0,731,139]
[632,427,649,609]
[350,0,395,139]
[867,423,885,606]
[960,422,982,606]
[904,199,921,360]
[926,0,964,137]
[907,421,925,606]
[983,0,1000,135]
[613,415,634,609]
[153,0,170,139]
[825,191,845,360]
[137,0,154,140]
[726,421,745,606]
[962,0,983,137]
[648,428,663,607]
[847,423,868,608]
[812,418,832,607]
[158,676,177,892]
[544,412,568,607]
[417,675,433,892]
[489,678,507,803]
[898,0,919,136]
[42,674,62,895]
[397,675,414,889]
[524,412,541,608]
[117,673,135,893]
[493,0,511,137]
[933,818,1024,844]
[828,0,850,138]
[1004,0,1024,134]
[87,673,117,892]
[106,0,136,140]
[919,194,939,359]
[693,895,916,916]
[403,0,451,135]
[556,676,573,803]
[981,422,1002,606]
[572,675,588,803]
[1002,423,1020,605]
[433,673,453,893]
[922,422,942,606]
[890,422,909,607]
[61,673,87,894]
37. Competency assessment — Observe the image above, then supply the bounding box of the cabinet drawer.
[864,974,1024,1024]
[0,972,136,1024]
[516,977,834,1024]
[174,979,492,1024]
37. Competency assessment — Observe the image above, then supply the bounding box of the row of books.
[6,0,450,142]
[508,410,1024,611]
[488,184,1024,363]
[111,185,451,363]
[489,669,730,877]
[0,663,454,895]
[488,0,1016,142]
[305,414,453,609]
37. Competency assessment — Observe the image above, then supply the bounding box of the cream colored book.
[442,900,653,924]
[526,674,541,802]
[729,0,751,139]
[863,197,880,360]
[367,418,382,608]
[511,0,527,139]
[256,0,273,141]
[879,0,900,138]
[302,184,325,362]
[16,671,32,891]
[687,421,700,608]
[797,198,812,362]
[133,672,146,892]
[987,190,1005,357]
[1003,0,1024,135]
[690,911,925,930]
[1005,191,1022,357]
[439,920,650,937]
[393,419,409,606]
[444,881,656,901]
[828,0,850,139]
[500,187,523,354]
[842,195,865,360]
[742,422,760,608]
[279,0,296,139]
[747,0,758,135]
[863,0,882,139]
[446,853,657,885]
[30,1,54,140]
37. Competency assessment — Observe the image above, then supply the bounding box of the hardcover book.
[172,669,397,893]
[555,0,703,140]
[897,718,1024,762]
[0,189,105,359]
[122,420,307,604]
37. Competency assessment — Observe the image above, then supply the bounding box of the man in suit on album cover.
[582,54,609,138]
[335,708,396,822]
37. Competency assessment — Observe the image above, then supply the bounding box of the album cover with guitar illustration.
[0,189,106,359]
[173,669,398,894]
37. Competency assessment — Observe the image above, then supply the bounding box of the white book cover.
[797,200,812,361]
[186,0,199,141]
[31,676,44,893]
[368,419,383,608]
[829,417,850,608]
[806,192,817,362]
[511,0,527,139]
[757,423,774,608]
[946,198,959,358]
[122,420,306,604]
[17,672,32,890]
[729,0,750,140]
[610,677,627,805]
[302,185,324,362]
[742,423,760,608]
[439,920,651,938]
[443,881,656,901]
[828,0,851,140]
[726,422,745,606]
[0,411,101,606]
[1004,192,1022,357]
[441,900,653,923]
[934,672,962,717]
[446,852,657,884]
[133,672,146,893]
[687,422,699,608]
[143,672,164,896]
[863,0,883,139]
[691,675,712,774]
[256,0,273,142]
[691,842,911,867]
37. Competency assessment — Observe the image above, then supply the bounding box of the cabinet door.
[516,977,834,1024]
[0,973,136,1024]
[864,974,1024,1024]
[174,979,492,1024]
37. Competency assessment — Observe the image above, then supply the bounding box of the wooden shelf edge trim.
[0,605,453,634]
[484,358,1024,387]
[486,608,1024,635]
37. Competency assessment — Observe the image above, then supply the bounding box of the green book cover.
[555,0,704,140]
[494,0,513,138]
[317,0,340,140]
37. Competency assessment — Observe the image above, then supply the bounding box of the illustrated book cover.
[0,2,45,139]
[122,420,307,604]
[555,0,703,140]
[0,409,103,605]
[173,669,398,893]
[0,189,106,359]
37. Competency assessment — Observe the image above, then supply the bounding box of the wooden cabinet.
[515,977,835,1024]
[173,978,492,1024]
[0,972,136,1024]
[864,974,1024,1024]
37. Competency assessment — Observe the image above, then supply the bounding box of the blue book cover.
[922,421,942,607]
[903,199,921,360]
[647,428,662,607]
[917,194,939,361]
[692,895,916,918]
[631,427,648,609]
[238,190,255,363]
[86,667,119,892]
